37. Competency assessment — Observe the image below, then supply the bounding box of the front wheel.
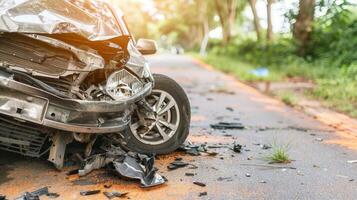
[119,74,191,154]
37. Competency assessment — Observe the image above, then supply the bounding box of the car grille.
[0,115,50,157]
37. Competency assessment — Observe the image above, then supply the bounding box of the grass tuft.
[278,91,296,106]
[266,142,291,164]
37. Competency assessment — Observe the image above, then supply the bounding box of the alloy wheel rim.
[129,89,180,145]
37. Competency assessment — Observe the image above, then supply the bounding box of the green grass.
[266,143,291,164]
[276,91,297,106]
[191,52,357,118]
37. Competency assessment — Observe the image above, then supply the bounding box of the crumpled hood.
[0,0,125,41]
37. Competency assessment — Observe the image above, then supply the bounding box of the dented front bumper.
[0,72,152,134]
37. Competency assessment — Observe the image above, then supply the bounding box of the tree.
[293,0,316,55]
[214,0,246,43]
[248,0,262,42]
[266,0,273,42]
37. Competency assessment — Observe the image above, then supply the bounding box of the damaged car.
[0,0,191,169]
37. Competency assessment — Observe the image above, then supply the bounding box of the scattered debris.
[226,107,234,112]
[178,143,210,156]
[168,161,189,170]
[245,173,251,177]
[16,187,49,200]
[315,138,323,142]
[199,192,208,197]
[261,144,272,150]
[185,173,195,176]
[80,190,101,196]
[233,143,242,153]
[104,184,112,189]
[46,193,60,199]
[193,181,206,187]
[112,155,166,188]
[259,180,267,184]
[78,145,166,188]
[103,191,128,199]
[217,177,233,182]
[210,122,244,130]
[347,160,357,164]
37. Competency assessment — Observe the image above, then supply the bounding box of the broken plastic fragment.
[210,122,245,130]
[233,143,242,153]
[80,190,101,196]
[199,192,208,197]
[193,181,206,187]
[15,187,49,200]
[103,191,128,199]
[167,161,189,170]
[46,193,60,199]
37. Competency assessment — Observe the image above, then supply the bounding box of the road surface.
[1,54,356,200]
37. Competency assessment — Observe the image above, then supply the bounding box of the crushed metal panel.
[0,0,125,41]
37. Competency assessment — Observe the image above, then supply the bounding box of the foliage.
[310,5,357,66]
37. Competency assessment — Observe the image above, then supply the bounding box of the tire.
[119,74,191,154]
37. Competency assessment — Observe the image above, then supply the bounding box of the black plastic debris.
[79,146,166,188]
[185,173,195,176]
[193,181,206,187]
[80,190,101,196]
[0,195,6,200]
[16,187,49,200]
[46,193,60,199]
[199,192,208,197]
[103,191,128,199]
[261,144,272,150]
[167,161,189,170]
[233,143,242,153]
[210,122,245,130]
[226,107,234,112]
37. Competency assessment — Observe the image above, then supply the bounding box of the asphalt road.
[1,54,357,200]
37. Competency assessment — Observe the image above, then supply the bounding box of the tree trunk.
[293,0,316,55]
[266,0,273,42]
[214,0,237,44]
[248,0,262,42]
[200,19,210,56]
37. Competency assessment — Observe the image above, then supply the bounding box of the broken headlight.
[106,70,143,100]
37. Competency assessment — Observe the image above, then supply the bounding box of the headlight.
[106,70,143,100]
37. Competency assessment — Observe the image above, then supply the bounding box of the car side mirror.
[136,39,158,55]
